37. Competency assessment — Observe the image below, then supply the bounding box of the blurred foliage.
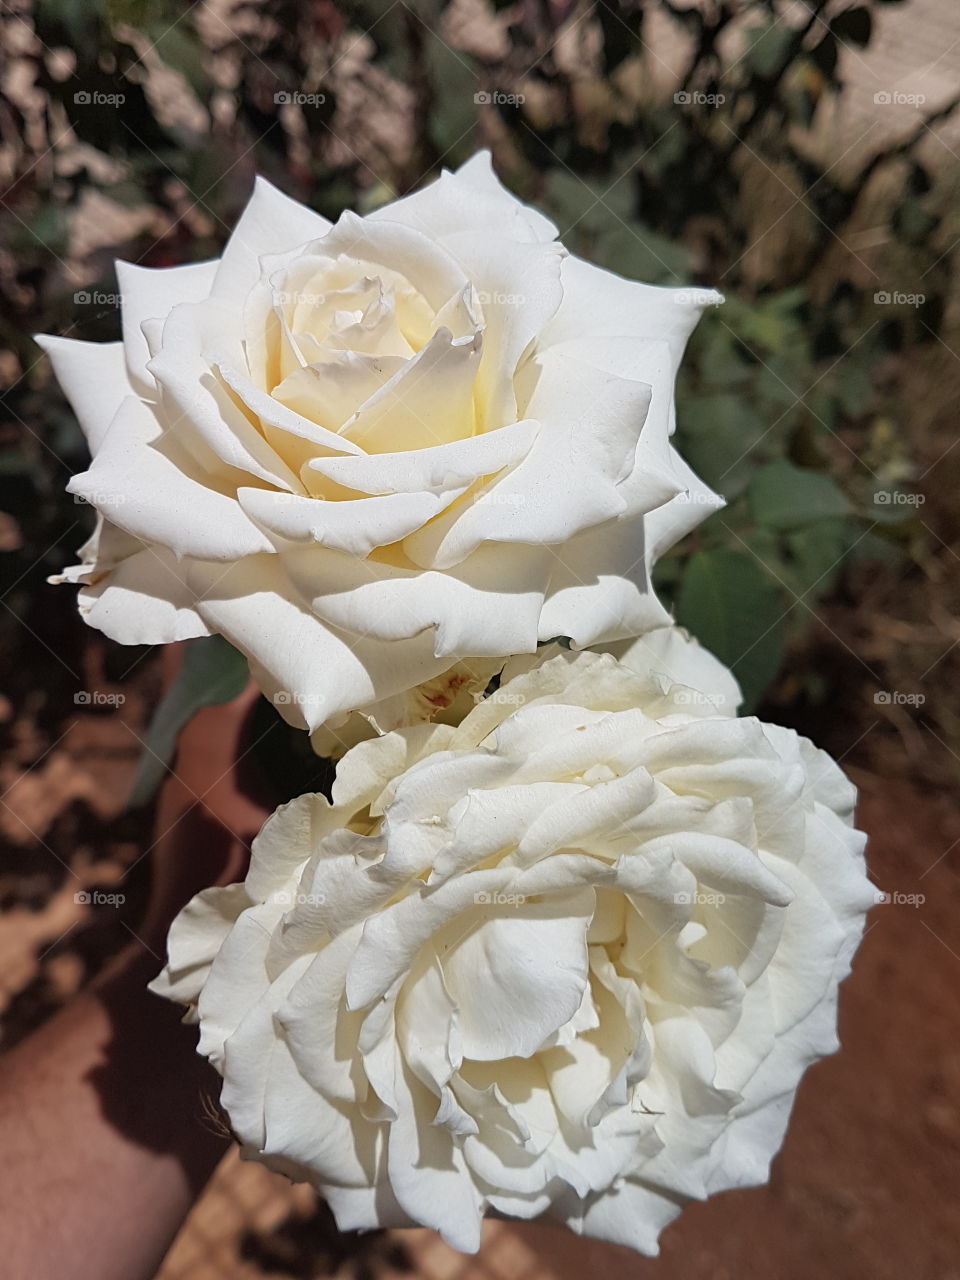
[0,0,956,716]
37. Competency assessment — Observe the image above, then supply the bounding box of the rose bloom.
[152,647,873,1253]
[41,153,721,732]
[311,622,742,757]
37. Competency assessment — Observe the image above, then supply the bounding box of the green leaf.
[19,206,68,256]
[748,460,854,529]
[128,635,249,807]
[834,355,875,417]
[545,168,690,284]
[425,33,478,157]
[722,290,806,356]
[891,198,940,247]
[105,0,180,27]
[782,516,858,598]
[593,223,690,284]
[785,84,817,128]
[676,393,769,498]
[743,22,797,78]
[136,21,209,99]
[676,549,786,711]
[688,324,754,391]
[546,169,635,235]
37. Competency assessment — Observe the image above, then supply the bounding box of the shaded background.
[1,0,958,1276]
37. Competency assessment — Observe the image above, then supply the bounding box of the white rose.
[604,623,743,716]
[312,625,741,758]
[152,648,873,1253]
[309,655,503,758]
[42,153,722,732]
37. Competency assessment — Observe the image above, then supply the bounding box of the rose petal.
[211,176,332,311]
[438,230,565,426]
[75,544,210,644]
[337,327,481,453]
[304,417,537,497]
[369,151,558,245]
[404,350,658,570]
[537,516,673,647]
[280,540,549,656]
[440,888,595,1060]
[68,396,273,561]
[542,254,722,360]
[33,336,131,452]
[272,351,408,437]
[604,626,742,716]
[149,300,300,491]
[147,884,250,1009]
[386,1062,485,1252]
[185,554,453,731]
[311,211,470,313]
[238,487,457,558]
[115,258,219,396]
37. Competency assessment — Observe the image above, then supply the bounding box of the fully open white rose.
[152,648,873,1253]
[42,153,721,731]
